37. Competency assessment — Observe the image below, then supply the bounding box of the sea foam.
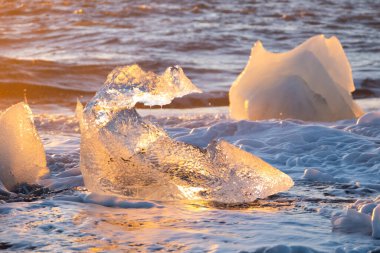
[229,35,363,121]
[332,196,380,239]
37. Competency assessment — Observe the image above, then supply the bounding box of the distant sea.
[0,0,379,109]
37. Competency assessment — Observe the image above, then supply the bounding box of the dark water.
[0,0,379,108]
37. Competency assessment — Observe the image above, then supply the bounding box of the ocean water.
[1,0,380,252]
[0,0,380,109]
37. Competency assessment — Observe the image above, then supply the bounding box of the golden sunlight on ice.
[0,102,48,190]
[78,65,293,203]
[229,35,364,121]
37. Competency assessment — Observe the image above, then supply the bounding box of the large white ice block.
[229,35,363,121]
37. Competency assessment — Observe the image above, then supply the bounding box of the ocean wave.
[0,57,232,108]
[1,0,379,100]
[0,82,93,106]
[1,52,380,110]
[0,57,110,91]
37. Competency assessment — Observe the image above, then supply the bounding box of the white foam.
[256,245,321,253]
[81,192,156,208]
[333,195,380,239]
[40,175,83,191]
[229,35,363,121]
[54,192,157,208]
[174,118,380,183]
[0,102,48,191]
[357,111,380,126]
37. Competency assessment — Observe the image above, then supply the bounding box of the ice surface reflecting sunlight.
[78,65,293,203]
[229,35,364,121]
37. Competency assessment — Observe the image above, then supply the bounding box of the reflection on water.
[0,188,367,252]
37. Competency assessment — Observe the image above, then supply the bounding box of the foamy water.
[0,99,379,252]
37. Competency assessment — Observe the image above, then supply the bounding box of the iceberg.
[229,35,364,121]
[0,102,48,191]
[78,65,293,203]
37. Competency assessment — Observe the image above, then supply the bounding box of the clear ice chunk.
[0,102,48,190]
[229,35,364,121]
[78,65,293,203]
[83,64,202,127]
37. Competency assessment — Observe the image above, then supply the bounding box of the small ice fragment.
[229,35,363,121]
[333,197,380,238]
[357,111,380,126]
[332,208,371,235]
[56,167,82,178]
[78,65,294,203]
[81,193,156,208]
[256,245,322,253]
[302,168,335,182]
[360,203,377,215]
[351,199,373,210]
[263,245,290,253]
[372,205,380,238]
[0,102,48,191]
